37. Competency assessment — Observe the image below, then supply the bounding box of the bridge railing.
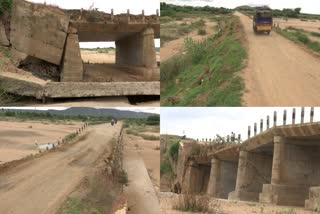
[247,107,317,140]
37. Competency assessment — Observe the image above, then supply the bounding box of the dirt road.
[0,123,121,214]
[123,135,160,214]
[236,12,320,106]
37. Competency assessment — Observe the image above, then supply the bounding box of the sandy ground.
[0,123,120,214]
[81,50,160,64]
[160,192,310,214]
[0,120,82,164]
[236,12,320,106]
[123,130,160,214]
[274,18,320,33]
[161,18,216,61]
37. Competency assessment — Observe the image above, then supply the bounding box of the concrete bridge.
[177,107,320,210]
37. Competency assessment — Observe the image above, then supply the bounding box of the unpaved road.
[123,134,160,214]
[236,12,320,106]
[0,123,121,214]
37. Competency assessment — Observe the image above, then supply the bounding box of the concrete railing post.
[310,107,314,123]
[274,111,277,127]
[238,134,241,143]
[267,115,270,129]
[260,119,263,133]
[111,9,114,22]
[292,108,296,124]
[227,135,230,143]
[127,9,130,23]
[301,107,305,124]
[254,123,257,136]
[248,126,251,139]
[283,109,287,125]
[142,10,145,23]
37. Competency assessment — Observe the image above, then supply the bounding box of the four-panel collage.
[0,0,319,213]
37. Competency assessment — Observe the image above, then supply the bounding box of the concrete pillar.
[229,150,272,202]
[207,158,220,196]
[271,136,285,185]
[116,27,156,69]
[61,31,84,82]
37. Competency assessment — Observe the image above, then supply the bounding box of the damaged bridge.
[0,0,160,100]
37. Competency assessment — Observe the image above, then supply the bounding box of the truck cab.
[253,6,273,34]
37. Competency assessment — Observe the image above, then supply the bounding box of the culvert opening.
[127,95,159,105]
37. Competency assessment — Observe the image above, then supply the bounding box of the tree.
[294,8,301,14]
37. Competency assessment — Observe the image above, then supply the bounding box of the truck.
[253,6,273,34]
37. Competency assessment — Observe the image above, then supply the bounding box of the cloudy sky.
[161,107,320,141]
[161,0,320,15]
[28,0,160,48]
[2,107,160,114]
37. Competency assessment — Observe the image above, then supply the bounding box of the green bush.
[173,194,211,212]
[169,142,180,160]
[0,0,12,16]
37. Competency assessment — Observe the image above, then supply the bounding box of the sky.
[161,107,320,141]
[2,107,160,114]
[28,0,160,48]
[161,0,320,15]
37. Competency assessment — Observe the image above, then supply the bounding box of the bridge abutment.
[228,150,272,202]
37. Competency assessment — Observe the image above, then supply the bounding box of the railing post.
[254,123,257,136]
[260,119,263,133]
[248,126,251,139]
[274,111,277,126]
[238,134,241,143]
[310,107,314,123]
[227,135,230,143]
[283,109,287,125]
[127,9,130,23]
[292,108,296,124]
[267,115,270,129]
[111,9,114,22]
[301,107,305,124]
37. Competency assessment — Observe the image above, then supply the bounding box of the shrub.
[173,194,211,212]
[310,32,320,37]
[169,142,179,160]
[0,0,12,16]
[198,28,207,35]
[296,32,310,44]
[117,170,129,186]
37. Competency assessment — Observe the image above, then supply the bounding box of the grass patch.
[64,133,77,141]
[275,208,296,214]
[0,0,12,16]
[161,15,246,106]
[276,27,320,53]
[310,31,320,38]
